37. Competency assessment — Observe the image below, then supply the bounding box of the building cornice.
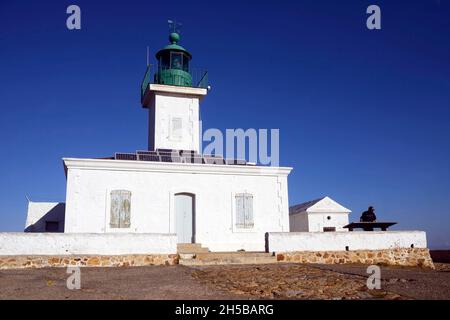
[142,84,207,108]
[63,158,293,177]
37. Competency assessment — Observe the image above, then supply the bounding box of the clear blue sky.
[0,0,449,248]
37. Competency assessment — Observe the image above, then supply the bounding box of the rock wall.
[276,248,434,269]
[0,250,434,270]
[0,254,179,270]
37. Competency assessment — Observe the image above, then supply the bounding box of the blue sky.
[0,0,449,248]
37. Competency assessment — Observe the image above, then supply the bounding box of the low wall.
[267,231,427,252]
[276,248,434,269]
[267,231,433,268]
[0,233,177,256]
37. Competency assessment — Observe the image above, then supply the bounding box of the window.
[160,54,170,70]
[110,190,131,228]
[45,221,59,232]
[235,193,254,229]
[182,54,190,72]
[170,117,183,139]
[323,227,336,232]
[170,52,183,70]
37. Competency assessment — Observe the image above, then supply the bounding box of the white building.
[25,31,292,253]
[289,196,350,232]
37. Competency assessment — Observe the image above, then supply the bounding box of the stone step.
[179,252,277,266]
[177,243,202,249]
[177,243,210,254]
[195,252,271,259]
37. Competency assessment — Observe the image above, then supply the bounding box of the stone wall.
[0,249,434,269]
[0,254,179,270]
[276,248,434,269]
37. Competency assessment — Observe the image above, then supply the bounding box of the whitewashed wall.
[290,213,349,232]
[267,231,427,252]
[145,85,207,153]
[307,213,349,232]
[64,158,292,252]
[25,202,65,232]
[0,233,177,255]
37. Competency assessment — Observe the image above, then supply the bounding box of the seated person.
[360,206,377,222]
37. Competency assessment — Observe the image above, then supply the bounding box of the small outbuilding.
[289,196,351,232]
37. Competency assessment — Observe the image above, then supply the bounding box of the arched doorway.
[174,193,195,243]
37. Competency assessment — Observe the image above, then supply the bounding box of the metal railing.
[141,65,208,98]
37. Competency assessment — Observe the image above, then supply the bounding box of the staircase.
[177,244,277,266]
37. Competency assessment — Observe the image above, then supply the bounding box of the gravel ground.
[309,263,450,300]
[0,263,448,300]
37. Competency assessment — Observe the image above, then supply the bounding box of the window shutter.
[235,194,245,228]
[110,191,121,228]
[235,193,254,229]
[122,196,131,228]
[244,194,254,228]
[110,190,131,228]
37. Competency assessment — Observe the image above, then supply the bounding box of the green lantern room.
[141,22,209,105]
[155,32,193,87]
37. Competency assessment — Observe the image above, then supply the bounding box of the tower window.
[110,190,131,228]
[235,193,254,229]
[170,117,183,139]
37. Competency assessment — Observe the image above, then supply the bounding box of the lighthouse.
[22,24,292,254]
[141,29,209,153]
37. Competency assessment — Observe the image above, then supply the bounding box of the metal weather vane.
[168,19,182,34]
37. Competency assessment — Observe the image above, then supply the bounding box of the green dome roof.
[155,32,192,60]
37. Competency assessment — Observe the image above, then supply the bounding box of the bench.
[343,222,397,231]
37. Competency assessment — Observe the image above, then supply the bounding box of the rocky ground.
[0,263,449,300]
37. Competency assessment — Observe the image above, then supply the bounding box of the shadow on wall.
[25,203,65,233]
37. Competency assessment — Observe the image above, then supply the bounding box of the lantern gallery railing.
[141,65,209,98]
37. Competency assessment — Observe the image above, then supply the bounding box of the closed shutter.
[244,194,254,228]
[235,193,254,229]
[122,196,131,228]
[110,190,131,228]
[235,194,245,228]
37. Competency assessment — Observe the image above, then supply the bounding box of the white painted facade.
[289,196,350,232]
[268,231,427,253]
[64,158,292,252]
[0,233,176,255]
[144,84,207,153]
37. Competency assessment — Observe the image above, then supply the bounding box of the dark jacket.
[360,210,377,222]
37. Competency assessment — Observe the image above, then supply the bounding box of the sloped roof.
[289,196,351,215]
[289,198,324,215]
